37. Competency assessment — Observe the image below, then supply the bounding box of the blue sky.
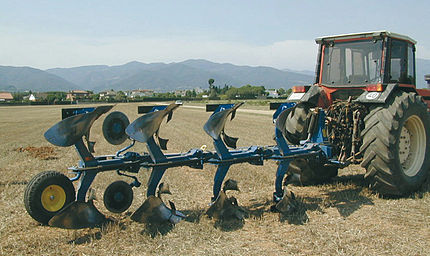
[1,0,429,70]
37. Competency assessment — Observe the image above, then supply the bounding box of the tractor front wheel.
[24,171,76,224]
[360,91,430,196]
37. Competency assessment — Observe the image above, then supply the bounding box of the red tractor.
[285,31,430,196]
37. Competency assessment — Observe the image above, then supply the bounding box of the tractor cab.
[284,31,430,197]
[291,31,418,106]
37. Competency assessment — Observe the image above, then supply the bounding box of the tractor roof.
[315,30,416,45]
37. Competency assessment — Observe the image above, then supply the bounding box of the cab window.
[389,39,415,84]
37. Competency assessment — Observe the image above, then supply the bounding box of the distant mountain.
[105,63,233,92]
[283,68,315,77]
[46,61,167,91]
[0,66,79,92]
[47,59,314,92]
[2,58,428,92]
[181,59,313,89]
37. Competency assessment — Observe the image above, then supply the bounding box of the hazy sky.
[1,0,429,70]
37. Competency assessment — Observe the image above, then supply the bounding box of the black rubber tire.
[285,103,311,145]
[360,91,430,196]
[24,171,76,224]
[103,180,133,213]
[288,158,338,185]
[102,111,130,145]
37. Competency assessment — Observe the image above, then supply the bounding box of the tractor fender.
[354,83,401,104]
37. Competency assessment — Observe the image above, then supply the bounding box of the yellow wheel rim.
[41,185,66,212]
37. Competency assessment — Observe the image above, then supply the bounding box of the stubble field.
[0,102,429,255]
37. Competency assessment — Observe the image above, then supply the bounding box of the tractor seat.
[44,105,113,147]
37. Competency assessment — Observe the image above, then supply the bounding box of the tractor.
[285,30,430,196]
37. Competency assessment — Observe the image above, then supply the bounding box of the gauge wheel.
[24,171,76,224]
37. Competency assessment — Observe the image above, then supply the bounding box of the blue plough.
[24,102,342,229]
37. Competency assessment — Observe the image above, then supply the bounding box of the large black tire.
[288,158,338,185]
[285,103,311,145]
[360,91,430,196]
[24,171,76,224]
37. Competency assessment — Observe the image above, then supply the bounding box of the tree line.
[6,80,291,104]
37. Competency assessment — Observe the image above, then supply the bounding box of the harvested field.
[0,103,429,255]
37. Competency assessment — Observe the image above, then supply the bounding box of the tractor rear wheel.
[360,91,430,196]
[285,103,311,145]
[24,171,76,224]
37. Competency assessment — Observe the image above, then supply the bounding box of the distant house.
[28,94,36,101]
[194,87,204,94]
[22,93,37,101]
[175,90,187,97]
[99,90,117,100]
[266,89,279,98]
[0,92,13,101]
[66,90,90,101]
[128,89,154,98]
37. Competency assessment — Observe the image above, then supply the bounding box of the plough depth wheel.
[24,171,76,224]
[103,180,133,213]
[103,111,130,145]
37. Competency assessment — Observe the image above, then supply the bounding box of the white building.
[266,89,279,98]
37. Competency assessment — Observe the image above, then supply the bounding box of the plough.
[24,101,340,229]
